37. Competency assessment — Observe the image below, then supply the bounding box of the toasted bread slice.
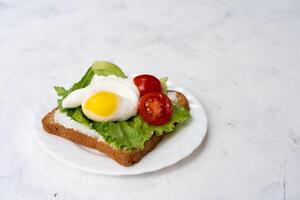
[41,90,189,166]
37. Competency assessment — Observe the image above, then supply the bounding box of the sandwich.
[42,61,191,166]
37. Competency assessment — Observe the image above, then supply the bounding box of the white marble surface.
[1,0,300,199]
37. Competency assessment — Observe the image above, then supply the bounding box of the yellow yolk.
[84,91,119,117]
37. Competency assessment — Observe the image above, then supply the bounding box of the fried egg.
[62,75,140,122]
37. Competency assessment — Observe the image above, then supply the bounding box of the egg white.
[62,76,140,122]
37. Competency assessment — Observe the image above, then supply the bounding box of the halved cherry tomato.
[133,74,162,96]
[138,92,173,125]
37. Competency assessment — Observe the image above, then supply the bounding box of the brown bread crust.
[41,91,188,166]
[167,90,190,110]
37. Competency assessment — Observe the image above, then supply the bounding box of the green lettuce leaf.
[57,103,190,150]
[140,104,191,136]
[71,108,91,127]
[93,120,152,150]
[54,86,67,97]
[92,104,191,150]
[92,61,126,78]
[160,77,168,94]
[67,67,94,95]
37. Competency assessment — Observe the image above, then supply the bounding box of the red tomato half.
[133,74,162,96]
[138,92,173,125]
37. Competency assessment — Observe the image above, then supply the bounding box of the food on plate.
[138,92,173,125]
[41,61,191,166]
[133,74,162,96]
[62,76,139,122]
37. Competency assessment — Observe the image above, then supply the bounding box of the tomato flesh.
[138,92,173,125]
[133,74,162,96]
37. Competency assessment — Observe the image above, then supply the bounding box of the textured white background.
[1,0,300,199]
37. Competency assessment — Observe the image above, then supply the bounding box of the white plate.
[34,81,207,175]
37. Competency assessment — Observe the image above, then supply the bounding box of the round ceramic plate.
[34,81,207,175]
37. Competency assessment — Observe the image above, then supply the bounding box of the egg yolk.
[84,91,119,117]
